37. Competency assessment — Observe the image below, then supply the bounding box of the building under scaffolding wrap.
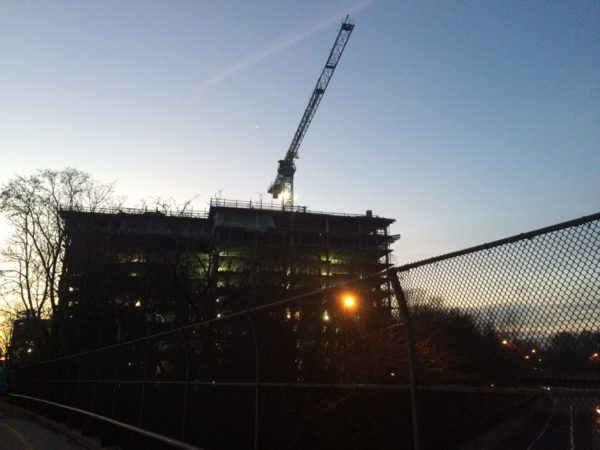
[56,199,398,353]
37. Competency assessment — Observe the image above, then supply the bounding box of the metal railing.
[210,197,385,218]
[10,212,600,449]
[60,198,387,220]
[60,205,210,219]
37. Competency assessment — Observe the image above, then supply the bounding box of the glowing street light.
[342,293,357,311]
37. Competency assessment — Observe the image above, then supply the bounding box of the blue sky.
[1,0,599,263]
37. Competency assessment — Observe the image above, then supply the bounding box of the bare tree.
[0,294,18,362]
[0,168,121,326]
[138,195,202,216]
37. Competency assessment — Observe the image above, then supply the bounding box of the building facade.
[57,200,397,352]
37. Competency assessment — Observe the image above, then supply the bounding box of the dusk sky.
[1,0,599,264]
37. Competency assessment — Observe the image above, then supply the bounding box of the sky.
[1,0,599,264]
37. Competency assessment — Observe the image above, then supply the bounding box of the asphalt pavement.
[498,396,600,450]
[0,398,90,450]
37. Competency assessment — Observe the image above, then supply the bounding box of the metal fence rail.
[10,212,600,449]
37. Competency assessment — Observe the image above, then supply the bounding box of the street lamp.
[341,293,357,311]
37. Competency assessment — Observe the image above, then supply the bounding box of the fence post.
[138,341,148,427]
[389,271,420,450]
[90,352,98,415]
[180,330,191,441]
[246,311,260,450]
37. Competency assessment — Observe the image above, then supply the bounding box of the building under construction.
[54,16,374,354]
[57,199,397,352]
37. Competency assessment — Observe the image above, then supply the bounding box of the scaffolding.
[57,201,397,353]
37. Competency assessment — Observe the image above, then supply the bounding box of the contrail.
[193,0,373,93]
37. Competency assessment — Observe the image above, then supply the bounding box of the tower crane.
[268,15,354,208]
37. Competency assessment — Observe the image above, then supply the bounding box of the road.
[498,396,600,450]
[0,398,89,450]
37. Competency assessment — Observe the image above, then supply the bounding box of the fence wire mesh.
[9,212,600,449]
[398,215,600,387]
[396,213,600,449]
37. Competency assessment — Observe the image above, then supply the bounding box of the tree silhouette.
[0,168,120,358]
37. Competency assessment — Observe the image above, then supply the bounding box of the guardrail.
[60,205,209,219]
[210,197,385,218]
[59,198,388,221]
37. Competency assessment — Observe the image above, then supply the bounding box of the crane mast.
[268,15,354,208]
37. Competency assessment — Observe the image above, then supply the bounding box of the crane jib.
[267,15,355,207]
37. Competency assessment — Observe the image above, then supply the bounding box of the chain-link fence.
[396,213,600,449]
[9,212,600,449]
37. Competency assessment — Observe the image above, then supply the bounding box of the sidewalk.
[0,397,101,450]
